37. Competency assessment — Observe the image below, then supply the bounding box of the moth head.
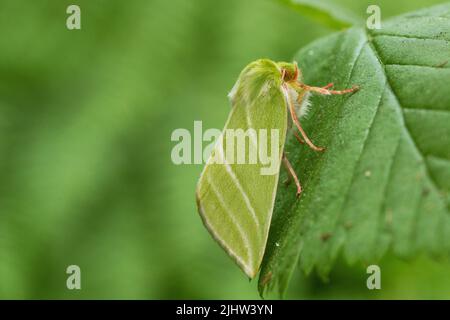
[278,61,302,83]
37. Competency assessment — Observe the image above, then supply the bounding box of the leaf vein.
[367,28,447,205]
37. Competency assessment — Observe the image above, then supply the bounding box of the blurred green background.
[0,0,449,299]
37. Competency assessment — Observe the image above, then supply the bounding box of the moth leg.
[287,118,304,144]
[294,131,305,145]
[282,153,302,197]
[283,148,292,185]
[300,83,359,95]
[286,88,325,152]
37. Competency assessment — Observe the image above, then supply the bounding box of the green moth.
[196,59,358,278]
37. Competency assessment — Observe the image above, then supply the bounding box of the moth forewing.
[196,59,288,278]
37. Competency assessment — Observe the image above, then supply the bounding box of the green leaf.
[277,0,362,29]
[259,3,450,297]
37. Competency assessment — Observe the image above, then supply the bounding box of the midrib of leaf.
[302,31,377,274]
[259,5,450,297]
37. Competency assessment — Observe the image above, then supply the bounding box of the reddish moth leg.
[281,63,359,197]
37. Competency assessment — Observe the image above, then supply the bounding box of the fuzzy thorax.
[286,85,312,118]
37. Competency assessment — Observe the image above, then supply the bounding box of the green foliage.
[259,3,450,297]
[0,0,326,299]
[278,0,361,29]
[1,0,449,299]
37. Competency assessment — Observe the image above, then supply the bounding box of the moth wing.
[196,60,288,278]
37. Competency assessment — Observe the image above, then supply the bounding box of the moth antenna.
[293,61,299,80]
[281,69,286,81]
[293,62,303,82]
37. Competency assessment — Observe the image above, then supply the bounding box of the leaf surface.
[259,3,450,297]
[277,0,362,29]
